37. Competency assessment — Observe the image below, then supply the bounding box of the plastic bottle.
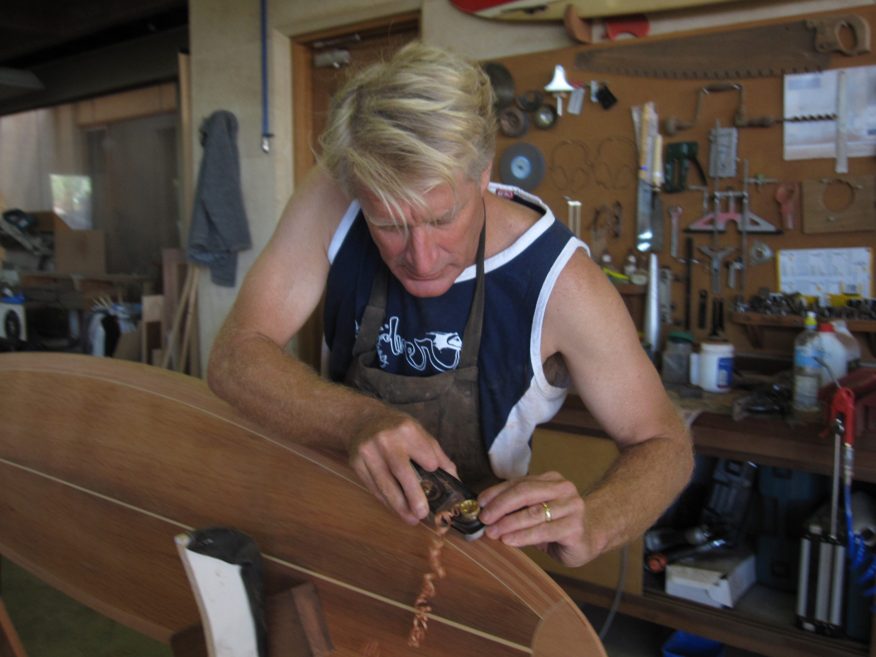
[661,331,693,385]
[831,319,861,371]
[694,341,735,393]
[623,249,637,278]
[817,322,848,386]
[793,311,821,413]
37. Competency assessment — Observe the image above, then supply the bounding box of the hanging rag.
[188,110,252,287]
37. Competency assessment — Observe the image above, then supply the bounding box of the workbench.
[531,391,876,657]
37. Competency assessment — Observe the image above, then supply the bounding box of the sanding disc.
[498,143,545,191]
[482,62,515,108]
[498,106,529,137]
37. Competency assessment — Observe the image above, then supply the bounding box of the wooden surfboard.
[450,0,756,21]
[0,353,606,656]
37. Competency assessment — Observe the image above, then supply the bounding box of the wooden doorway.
[291,14,419,371]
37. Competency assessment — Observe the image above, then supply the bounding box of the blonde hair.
[318,41,497,222]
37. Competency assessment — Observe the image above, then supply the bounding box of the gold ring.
[542,502,552,523]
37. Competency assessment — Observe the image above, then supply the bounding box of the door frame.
[289,12,420,371]
[291,11,420,186]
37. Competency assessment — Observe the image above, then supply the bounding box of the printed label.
[716,357,733,388]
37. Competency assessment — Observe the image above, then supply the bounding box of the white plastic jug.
[689,341,735,393]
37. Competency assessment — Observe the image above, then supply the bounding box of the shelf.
[544,398,876,656]
[557,577,868,657]
[731,312,876,352]
[546,397,876,483]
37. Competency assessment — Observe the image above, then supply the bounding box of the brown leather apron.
[344,221,495,489]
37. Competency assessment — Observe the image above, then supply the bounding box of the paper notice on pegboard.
[777,247,872,301]
[783,65,876,161]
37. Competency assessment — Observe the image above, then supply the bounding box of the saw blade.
[575,21,829,79]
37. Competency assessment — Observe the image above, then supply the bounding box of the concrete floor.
[2,559,764,657]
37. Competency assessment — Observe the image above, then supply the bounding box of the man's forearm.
[582,432,694,557]
[207,333,390,453]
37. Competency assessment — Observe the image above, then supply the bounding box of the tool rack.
[491,5,876,359]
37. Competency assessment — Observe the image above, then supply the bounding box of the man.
[208,42,692,568]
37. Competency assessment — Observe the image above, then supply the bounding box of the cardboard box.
[17,210,104,274]
[666,549,756,608]
[54,229,106,274]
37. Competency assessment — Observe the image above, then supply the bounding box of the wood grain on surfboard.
[0,353,606,656]
[450,0,748,21]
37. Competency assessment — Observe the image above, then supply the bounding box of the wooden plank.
[449,0,757,21]
[0,353,605,657]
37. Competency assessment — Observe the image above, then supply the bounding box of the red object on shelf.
[604,14,650,40]
[819,369,876,441]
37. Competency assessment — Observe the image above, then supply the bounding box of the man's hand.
[477,471,593,568]
[346,412,458,526]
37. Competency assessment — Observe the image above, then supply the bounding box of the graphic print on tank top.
[377,316,463,372]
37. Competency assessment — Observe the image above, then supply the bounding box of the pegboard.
[489,5,876,356]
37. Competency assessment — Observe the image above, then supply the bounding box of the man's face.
[358,171,488,298]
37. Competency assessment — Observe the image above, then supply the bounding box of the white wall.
[188,0,874,372]
[0,105,84,213]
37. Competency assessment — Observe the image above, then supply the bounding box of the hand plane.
[413,463,485,540]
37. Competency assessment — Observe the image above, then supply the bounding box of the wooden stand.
[170,584,333,657]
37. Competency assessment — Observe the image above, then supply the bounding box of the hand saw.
[574,17,869,79]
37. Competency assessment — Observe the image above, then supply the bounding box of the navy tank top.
[324,183,587,479]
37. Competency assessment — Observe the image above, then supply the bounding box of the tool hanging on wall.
[658,267,674,325]
[574,16,869,78]
[775,182,799,230]
[749,240,774,266]
[589,203,621,257]
[709,296,725,338]
[643,253,661,360]
[483,61,516,109]
[698,245,735,295]
[697,289,708,330]
[685,191,780,234]
[565,197,582,237]
[810,14,872,56]
[544,65,574,116]
[708,122,738,179]
[669,205,682,258]
[632,102,661,252]
[498,106,529,137]
[663,142,707,193]
[662,83,742,136]
[801,175,875,234]
[836,69,850,174]
[684,238,695,331]
[498,142,546,191]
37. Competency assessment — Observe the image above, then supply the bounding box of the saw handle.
[808,15,872,56]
